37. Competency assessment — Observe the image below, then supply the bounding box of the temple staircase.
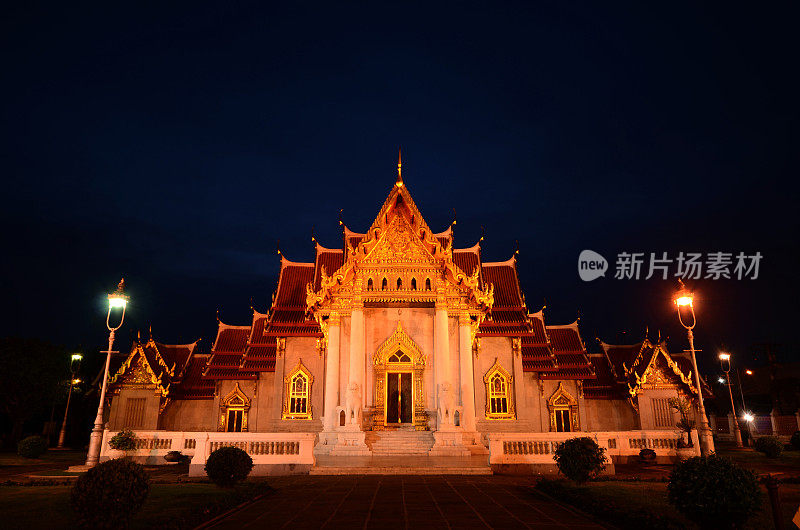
[366,429,435,455]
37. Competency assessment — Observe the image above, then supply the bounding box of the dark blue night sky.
[2,2,797,371]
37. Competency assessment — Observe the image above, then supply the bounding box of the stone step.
[310,466,492,475]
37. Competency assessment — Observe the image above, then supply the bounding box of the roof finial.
[452,208,457,227]
[479,225,485,243]
[338,209,343,226]
[396,147,403,187]
[149,323,152,340]
[137,329,142,342]
[276,239,282,258]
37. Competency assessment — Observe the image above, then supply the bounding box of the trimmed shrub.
[790,431,800,451]
[70,458,150,529]
[668,455,761,529]
[553,437,607,484]
[639,448,656,461]
[17,435,49,458]
[205,446,254,487]
[754,435,783,458]
[108,429,137,451]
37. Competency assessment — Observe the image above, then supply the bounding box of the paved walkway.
[208,475,604,529]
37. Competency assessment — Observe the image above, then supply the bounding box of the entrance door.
[386,372,413,424]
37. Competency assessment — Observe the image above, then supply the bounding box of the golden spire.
[396,147,403,187]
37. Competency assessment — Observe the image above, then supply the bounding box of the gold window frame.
[548,381,580,432]
[483,358,515,419]
[282,361,313,420]
[218,382,251,432]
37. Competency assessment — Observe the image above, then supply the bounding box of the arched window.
[425,278,432,291]
[483,359,515,419]
[382,277,388,291]
[218,383,251,432]
[367,278,374,291]
[397,277,402,290]
[283,361,314,420]
[411,277,417,290]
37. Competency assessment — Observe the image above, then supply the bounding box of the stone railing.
[100,430,203,463]
[487,430,700,466]
[99,430,316,473]
[189,432,316,475]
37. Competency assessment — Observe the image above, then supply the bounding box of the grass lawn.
[538,479,800,529]
[716,446,800,472]
[0,481,272,529]
[0,451,84,467]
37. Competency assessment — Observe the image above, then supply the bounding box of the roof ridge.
[315,242,343,254]
[482,256,517,267]
[454,241,481,253]
[281,255,314,267]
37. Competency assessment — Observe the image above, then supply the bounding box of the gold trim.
[372,322,427,430]
[218,382,251,432]
[548,381,579,432]
[483,358,515,419]
[282,360,314,420]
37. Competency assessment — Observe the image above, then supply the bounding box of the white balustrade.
[99,430,316,470]
[487,430,701,464]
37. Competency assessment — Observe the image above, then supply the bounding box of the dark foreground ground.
[206,474,604,529]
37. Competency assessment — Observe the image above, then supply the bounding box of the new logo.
[578,250,608,282]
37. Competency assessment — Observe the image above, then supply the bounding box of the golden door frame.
[373,322,427,431]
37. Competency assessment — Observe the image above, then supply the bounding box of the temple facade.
[103,164,706,471]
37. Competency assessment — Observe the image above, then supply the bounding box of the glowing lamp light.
[71,353,83,362]
[72,378,81,385]
[718,353,731,361]
[745,370,753,375]
[675,295,693,307]
[718,377,726,384]
[108,295,128,309]
[107,279,129,309]
[743,413,755,422]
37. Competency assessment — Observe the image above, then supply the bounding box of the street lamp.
[674,280,715,456]
[718,352,743,447]
[56,353,83,448]
[84,279,128,467]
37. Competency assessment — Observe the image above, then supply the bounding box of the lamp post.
[84,279,128,468]
[674,280,715,456]
[56,354,83,448]
[738,369,753,446]
[718,353,743,447]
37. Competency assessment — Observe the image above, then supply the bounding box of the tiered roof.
[476,257,595,379]
[583,337,712,401]
[108,334,205,398]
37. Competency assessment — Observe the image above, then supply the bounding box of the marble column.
[458,313,477,433]
[348,306,365,426]
[434,296,452,425]
[323,313,340,431]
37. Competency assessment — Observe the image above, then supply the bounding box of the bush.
[668,455,761,529]
[70,458,150,529]
[754,435,783,458]
[17,435,49,458]
[108,429,137,451]
[790,431,800,451]
[553,437,607,484]
[205,446,253,487]
[639,448,656,461]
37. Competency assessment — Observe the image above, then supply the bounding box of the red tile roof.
[541,324,596,380]
[171,355,215,399]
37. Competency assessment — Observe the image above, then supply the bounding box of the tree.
[0,337,68,444]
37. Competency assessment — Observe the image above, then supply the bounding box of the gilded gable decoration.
[305,180,494,320]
